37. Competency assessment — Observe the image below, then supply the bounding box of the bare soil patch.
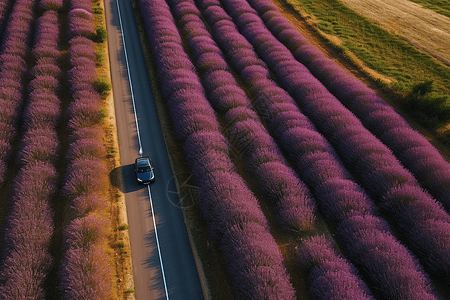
[341,0,450,66]
[96,0,135,299]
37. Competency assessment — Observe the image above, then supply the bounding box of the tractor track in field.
[341,0,450,67]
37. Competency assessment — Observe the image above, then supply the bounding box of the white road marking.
[114,0,170,298]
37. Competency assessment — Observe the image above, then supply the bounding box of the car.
[135,156,155,184]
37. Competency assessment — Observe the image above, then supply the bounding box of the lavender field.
[136,0,450,298]
[0,0,112,299]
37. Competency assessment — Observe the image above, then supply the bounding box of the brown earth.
[340,0,450,66]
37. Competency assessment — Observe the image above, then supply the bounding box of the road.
[104,0,205,299]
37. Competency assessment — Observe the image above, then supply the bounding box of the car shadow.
[110,164,147,193]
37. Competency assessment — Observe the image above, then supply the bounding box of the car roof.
[136,156,152,167]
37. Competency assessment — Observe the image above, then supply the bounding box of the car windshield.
[138,166,151,173]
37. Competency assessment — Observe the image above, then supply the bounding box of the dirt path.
[341,0,450,66]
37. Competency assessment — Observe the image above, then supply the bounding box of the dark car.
[135,156,155,184]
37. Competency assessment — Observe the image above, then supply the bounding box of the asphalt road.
[104,0,205,299]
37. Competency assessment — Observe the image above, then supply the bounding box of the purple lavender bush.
[0,95,21,127]
[66,96,102,131]
[220,222,296,300]
[62,157,107,198]
[71,88,102,103]
[70,194,103,217]
[16,128,59,166]
[67,64,97,94]
[182,130,236,178]
[32,46,61,61]
[67,8,95,39]
[337,215,436,299]
[0,0,36,184]
[66,138,106,161]
[59,246,111,300]
[298,235,374,300]
[68,126,103,143]
[193,170,270,242]
[28,89,60,105]
[30,63,62,78]
[38,0,63,11]
[0,54,27,75]
[69,0,93,12]
[0,161,56,300]
[28,75,61,94]
[68,37,96,61]
[62,217,108,251]
[33,10,59,45]
[0,1,9,34]
[0,1,34,51]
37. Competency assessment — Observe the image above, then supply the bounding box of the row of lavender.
[250,0,450,213]
[193,0,439,298]
[168,0,316,233]
[138,0,301,298]
[0,0,10,39]
[0,0,111,298]
[0,1,60,298]
[0,0,33,185]
[59,0,111,298]
[168,1,378,299]
[220,0,450,289]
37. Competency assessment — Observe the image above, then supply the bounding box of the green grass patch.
[118,224,129,231]
[93,77,111,97]
[95,47,105,66]
[99,107,107,119]
[402,80,450,129]
[91,27,108,43]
